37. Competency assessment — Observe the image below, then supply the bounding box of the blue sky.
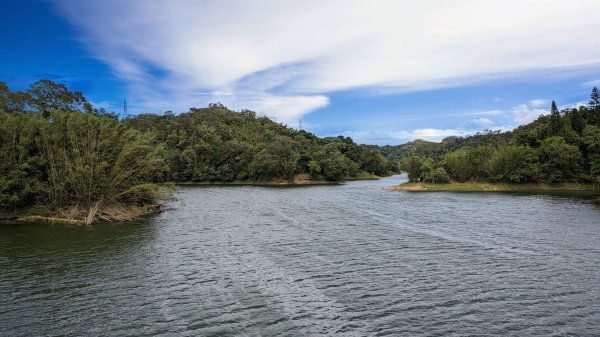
[1,0,600,145]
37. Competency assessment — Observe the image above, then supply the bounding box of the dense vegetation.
[123,104,397,183]
[0,80,397,219]
[383,89,600,185]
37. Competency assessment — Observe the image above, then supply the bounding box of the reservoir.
[1,175,599,336]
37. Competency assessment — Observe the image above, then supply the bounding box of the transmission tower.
[299,119,302,130]
[123,99,128,119]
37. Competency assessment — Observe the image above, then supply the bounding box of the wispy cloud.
[582,79,600,88]
[458,110,504,116]
[56,0,600,124]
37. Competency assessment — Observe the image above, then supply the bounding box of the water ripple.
[1,175,600,336]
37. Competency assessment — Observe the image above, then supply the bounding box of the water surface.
[1,175,600,336]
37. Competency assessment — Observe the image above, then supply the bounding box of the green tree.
[582,125,600,184]
[442,150,471,182]
[0,112,47,210]
[0,82,9,111]
[569,108,585,134]
[27,80,92,117]
[547,100,562,137]
[442,147,492,182]
[539,136,582,182]
[589,86,599,109]
[358,146,387,175]
[488,145,540,182]
[400,156,428,182]
[249,136,300,180]
[37,111,168,209]
[423,167,450,184]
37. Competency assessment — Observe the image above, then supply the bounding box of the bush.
[423,167,450,184]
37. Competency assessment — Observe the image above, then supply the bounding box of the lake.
[1,175,599,336]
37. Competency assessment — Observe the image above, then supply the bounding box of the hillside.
[380,90,600,184]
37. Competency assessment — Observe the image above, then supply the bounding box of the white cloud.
[510,103,548,124]
[529,99,551,108]
[561,101,588,110]
[56,0,600,124]
[468,118,495,128]
[508,99,588,125]
[235,93,329,123]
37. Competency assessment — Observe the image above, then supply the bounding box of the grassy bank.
[386,182,600,193]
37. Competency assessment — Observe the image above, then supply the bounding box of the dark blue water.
[1,175,600,336]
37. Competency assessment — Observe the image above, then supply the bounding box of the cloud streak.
[56,0,600,124]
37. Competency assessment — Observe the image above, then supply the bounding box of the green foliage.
[569,108,585,134]
[488,145,540,182]
[249,136,300,180]
[590,87,599,109]
[547,100,563,137]
[399,156,428,182]
[539,136,582,182]
[0,112,47,209]
[381,92,600,185]
[318,154,349,181]
[442,147,492,182]
[582,125,600,183]
[358,147,387,175]
[423,167,450,184]
[0,110,166,211]
[28,80,92,117]
[125,105,396,183]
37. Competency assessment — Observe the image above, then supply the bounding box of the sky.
[1,0,600,145]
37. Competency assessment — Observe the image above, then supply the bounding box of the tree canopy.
[387,88,600,184]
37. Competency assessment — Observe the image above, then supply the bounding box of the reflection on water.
[1,175,600,336]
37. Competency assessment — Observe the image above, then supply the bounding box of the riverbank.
[1,174,383,225]
[176,173,381,186]
[386,182,600,193]
[0,203,164,226]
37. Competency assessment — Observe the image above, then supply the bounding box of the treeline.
[124,104,397,183]
[0,80,397,214]
[388,88,600,184]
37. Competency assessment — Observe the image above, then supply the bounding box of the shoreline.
[175,180,340,186]
[1,175,384,225]
[0,204,164,226]
[175,173,381,187]
[385,182,600,194]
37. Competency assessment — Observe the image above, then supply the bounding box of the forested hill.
[0,80,397,216]
[124,104,398,183]
[377,89,600,184]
